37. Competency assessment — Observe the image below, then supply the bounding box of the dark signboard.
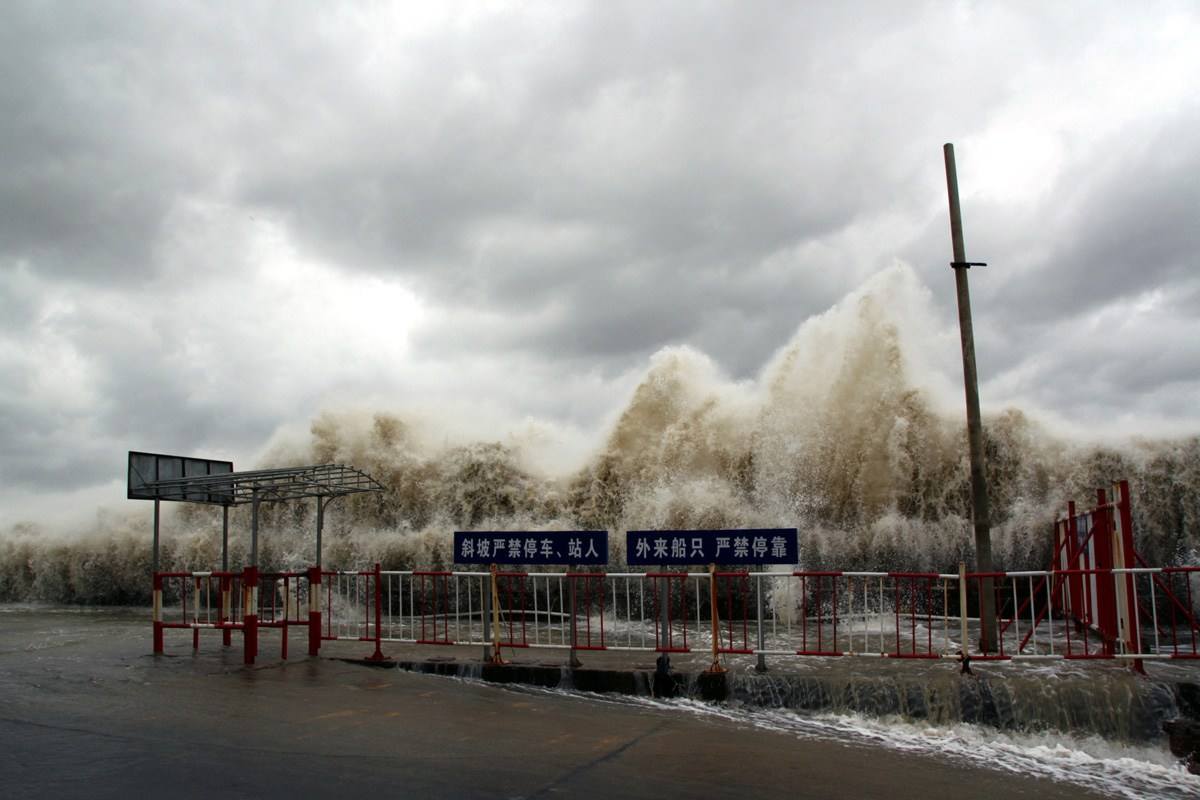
[454,531,608,566]
[127,451,234,505]
[626,528,798,566]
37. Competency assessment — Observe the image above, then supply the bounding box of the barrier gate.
[153,564,386,665]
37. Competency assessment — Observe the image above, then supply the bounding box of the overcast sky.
[2,1,1198,529]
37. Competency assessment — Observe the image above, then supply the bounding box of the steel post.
[316,497,325,568]
[250,490,260,568]
[152,499,160,575]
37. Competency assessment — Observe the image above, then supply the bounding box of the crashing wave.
[3,265,1198,604]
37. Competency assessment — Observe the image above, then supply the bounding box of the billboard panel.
[127,451,234,504]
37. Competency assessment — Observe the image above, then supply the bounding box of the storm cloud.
[2,1,1198,527]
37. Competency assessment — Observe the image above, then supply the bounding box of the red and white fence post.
[243,565,259,666]
[1113,481,1144,672]
[366,562,385,662]
[152,572,164,654]
[308,565,322,657]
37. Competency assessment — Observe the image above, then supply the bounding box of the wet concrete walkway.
[0,607,1145,799]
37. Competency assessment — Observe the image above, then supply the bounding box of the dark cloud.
[982,112,1200,324]
[1,1,1198,523]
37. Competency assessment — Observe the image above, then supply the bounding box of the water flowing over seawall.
[3,265,1198,603]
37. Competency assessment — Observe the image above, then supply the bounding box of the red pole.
[152,572,164,654]
[308,566,322,657]
[815,579,823,653]
[584,575,592,645]
[598,577,606,649]
[244,566,258,666]
[909,578,916,655]
[367,563,385,661]
[832,578,838,653]
[894,579,901,655]
[801,576,807,652]
[926,578,933,656]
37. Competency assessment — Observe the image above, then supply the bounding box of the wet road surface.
[0,607,1109,799]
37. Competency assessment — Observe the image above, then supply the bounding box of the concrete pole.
[944,143,997,653]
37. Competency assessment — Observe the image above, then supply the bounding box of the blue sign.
[626,529,798,566]
[454,531,608,566]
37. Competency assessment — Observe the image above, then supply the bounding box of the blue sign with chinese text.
[454,531,608,565]
[626,529,798,566]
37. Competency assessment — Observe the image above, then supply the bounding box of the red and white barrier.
[153,570,243,655]
[150,482,1197,671]
[155,561,1198,671]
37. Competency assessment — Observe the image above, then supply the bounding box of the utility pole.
[943,143,997,653]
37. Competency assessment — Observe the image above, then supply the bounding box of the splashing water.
[489,681,1197,800]
[2,264,1198,604]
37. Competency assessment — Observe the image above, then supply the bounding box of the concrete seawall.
[339,644,1200,747]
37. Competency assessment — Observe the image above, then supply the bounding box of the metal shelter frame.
[141,464,385,571]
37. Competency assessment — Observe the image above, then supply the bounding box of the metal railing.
[153,563,1199,669]
[361,566,1199,665]
[153,570,243,653]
